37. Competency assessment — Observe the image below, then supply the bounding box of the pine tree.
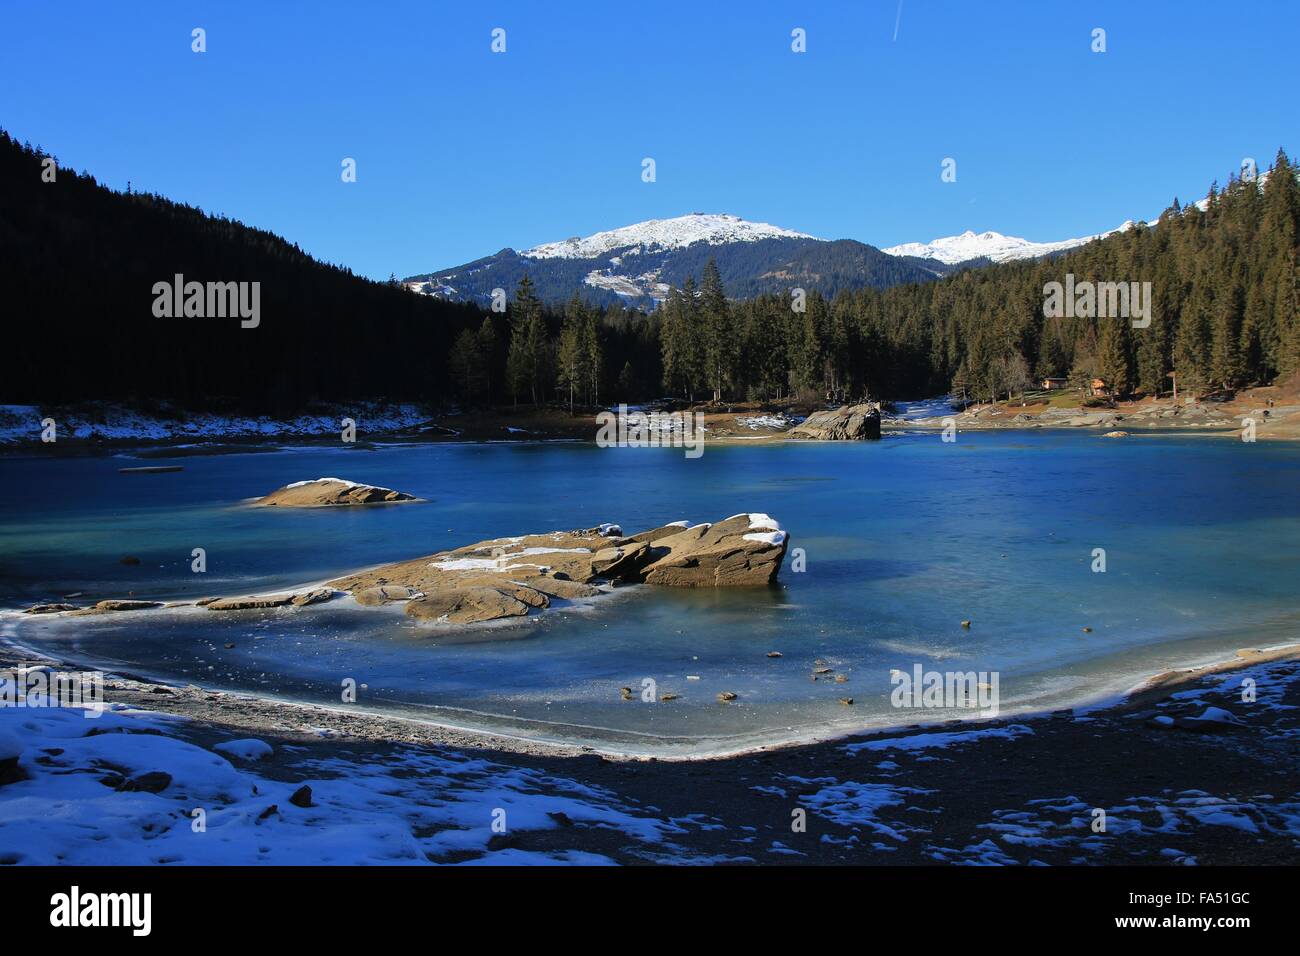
[698,259,735,402]
[556,294,586,414]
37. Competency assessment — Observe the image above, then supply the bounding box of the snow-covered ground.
[0,673,696,865]
[734,413,802,430]
[0,402,431,445]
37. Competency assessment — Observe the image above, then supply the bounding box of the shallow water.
[2,430,1298,755]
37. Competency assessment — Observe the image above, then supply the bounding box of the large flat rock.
[254,478,419,507]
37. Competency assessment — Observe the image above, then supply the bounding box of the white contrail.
[893,0,903,41]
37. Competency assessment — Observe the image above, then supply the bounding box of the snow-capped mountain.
[522,213,817,260]
[407,214,945,307]
[881,226,1127,265]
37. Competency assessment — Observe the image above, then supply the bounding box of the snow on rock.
[212,738,275,761]
[524,213,816,260]
[284,478,360,489]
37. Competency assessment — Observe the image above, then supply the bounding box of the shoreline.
[4,618,1296,762]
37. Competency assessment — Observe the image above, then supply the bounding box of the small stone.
[834,675,848,683]
[766,651,782,658]
[288,785,313,808]
[961,620,972,629]
[813,667,832,675]
[547,811,574,827]
[717,691,738,702]
[257,804,279,821]
[838,698,854,706]
[223,643,235,649]
[1082,627,1093,633]
[117,771,172,793]
[660,693,679,702]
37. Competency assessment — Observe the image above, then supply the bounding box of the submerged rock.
[254,478,419,507]
[788,403,882,441]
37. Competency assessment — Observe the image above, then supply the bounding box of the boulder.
[205,594,296,611]
[23,603,77,614]
[254,478,419,508]
[788,403,881,441]
[641,514,789,587]
[290,588,335,607]
[405,587,532,624]
[69,599,164,616]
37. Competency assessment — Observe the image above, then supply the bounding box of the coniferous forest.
[3,129,1296,412]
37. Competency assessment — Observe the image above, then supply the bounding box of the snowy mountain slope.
[522,213,816,259]
[881,225,1134,265]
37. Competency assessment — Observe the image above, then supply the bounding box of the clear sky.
[1,1,1294,280]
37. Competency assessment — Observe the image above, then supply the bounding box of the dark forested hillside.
[0,131,486,411]
[4,129,1296,413]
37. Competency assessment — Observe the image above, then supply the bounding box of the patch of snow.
[212,739,275,761]
[284,478,360,489]
[844,724,1034,754]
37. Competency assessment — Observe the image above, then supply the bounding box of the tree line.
[6,126,1296,414]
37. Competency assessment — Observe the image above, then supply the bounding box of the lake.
[2,429,1298,756]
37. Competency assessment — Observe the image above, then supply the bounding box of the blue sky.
[2,1,1294,281]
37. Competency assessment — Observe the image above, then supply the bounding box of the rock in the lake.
[23,603,77,614]
[205,594,296,611]
[640,514,789,587]
[290,588,335,607]
[788,403,882,441]
[189,513,788,630]
[405,587,532,624]
[254,478,419,508]
[68,600,162,616]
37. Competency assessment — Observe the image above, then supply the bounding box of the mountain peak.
[521,213,818,260]
[882,227,1109,265]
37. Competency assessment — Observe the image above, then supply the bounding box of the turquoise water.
[2,431,1298,755]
